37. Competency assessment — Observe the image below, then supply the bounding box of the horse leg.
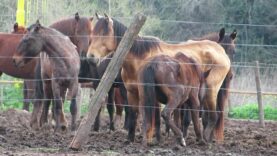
[30,100,43,130]
[155,102,161,142]
[114,88,124,129]
[203,87,219,142]
[23,81,30,111]
[119,85,129,130]
[182,104,191,139]
[107,88,115,131]
[161,98,185,146]
[127,92,139,143]
[69,81,79,131]
[40,81,52,128]
[189,92,204,143]
[93,107,102,131]
[52,81,67,132]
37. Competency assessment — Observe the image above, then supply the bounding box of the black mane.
[93,18,161,57]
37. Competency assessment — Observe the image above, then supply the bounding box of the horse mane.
[193,33,220,42]
[93,18,161,57]
[28,24,76,50]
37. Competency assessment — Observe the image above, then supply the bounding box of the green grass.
[229,103,277,120]
[0,81,23,110]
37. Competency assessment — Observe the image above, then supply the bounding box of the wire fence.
[0,1,276,122]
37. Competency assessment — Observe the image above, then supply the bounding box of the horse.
[172,28,237,137]
[13,20,80,132]
[3,13,93,129]
[78,53,129,131]
[87,14,231,143]
[138,53,209,146]
[193,28,237,62]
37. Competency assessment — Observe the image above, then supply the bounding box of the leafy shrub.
[229,103,277,120]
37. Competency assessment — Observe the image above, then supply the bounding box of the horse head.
[218,29,237,62]
[13,20,44,67]
[73,12,94,56]
[11,23,27,34]
[88,13,125,59]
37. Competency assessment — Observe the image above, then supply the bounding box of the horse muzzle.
[12,56,25,68]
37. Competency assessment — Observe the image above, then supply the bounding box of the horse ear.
[34,20,41,32]
[95,12,100,19]
[230,29,237,40]
[13,23,19,32]
[218,28,225,42]
[75,12,80,21]
[104,13,111,23]
[89,16,93,21]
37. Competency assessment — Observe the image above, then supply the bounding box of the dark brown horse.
[0,13,93,129]
[88,15,231,143]
[78,53,129,131]
[13,21,80,131]
[193,28,237,62]
[138,53,207,146]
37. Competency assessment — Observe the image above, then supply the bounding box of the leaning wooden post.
[69,13,147,150]
[254,61,265,128]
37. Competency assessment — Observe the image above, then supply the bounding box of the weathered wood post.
[254,61,265,128]
[69,13,147,150]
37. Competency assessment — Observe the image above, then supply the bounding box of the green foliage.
[229,104,277,121]
[0,0,276,64]
[0,81,23,110]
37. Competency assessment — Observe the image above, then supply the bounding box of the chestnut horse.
[138,53,208,146]
[87,14,231,143]
[13,21,80,131]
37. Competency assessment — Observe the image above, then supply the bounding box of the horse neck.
[42,33,78,68]
[50,21,75,38]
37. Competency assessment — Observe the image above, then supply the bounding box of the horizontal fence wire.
[2,33,277,48]
[2,56,277,68]
[1,14,277,27]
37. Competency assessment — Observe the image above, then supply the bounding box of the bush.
[0,81,23,110]
[229,103,277,120]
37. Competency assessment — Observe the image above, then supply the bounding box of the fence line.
[0,80,276,96]
[2,33,277,49]
[1,14,277,28]
[2,56,277,68]
[115,16,277,28]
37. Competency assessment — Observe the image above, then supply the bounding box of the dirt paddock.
[0,109,276,156]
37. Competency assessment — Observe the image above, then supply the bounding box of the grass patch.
[229,103,277,120]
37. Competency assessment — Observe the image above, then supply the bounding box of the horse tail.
[214,68,233,141]
[139,63,157,141]
[199,69,212,102]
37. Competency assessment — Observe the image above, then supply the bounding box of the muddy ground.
[0,109,276,156]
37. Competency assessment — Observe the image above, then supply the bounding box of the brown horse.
[194,28,237,62]
[78,53,129,131]
[172,28,236,138]
[138,53,207,146]
[88,14,231,143]
[13,21,80,131]
[0,13,93,129]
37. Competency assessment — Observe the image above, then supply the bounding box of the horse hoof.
[197,139,207,146]
[30,121,40,130]
[30,123,39,131]
[110,124,115,131]
[178,138,186,147]
[61,125,67,131]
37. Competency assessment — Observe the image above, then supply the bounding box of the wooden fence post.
[69,13,147,150]
[254,61,265,128]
